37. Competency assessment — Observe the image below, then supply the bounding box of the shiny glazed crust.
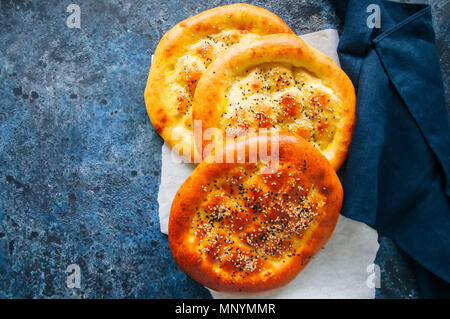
[193,34,356,169]
[144,4,293,161]
[169,133,343,293]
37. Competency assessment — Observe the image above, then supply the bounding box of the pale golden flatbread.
[193,34,356,169]
[144,4,293,161]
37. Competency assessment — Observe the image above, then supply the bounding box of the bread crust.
[144,4,293,161]
[193,34,356,169]
[169,133,343,293]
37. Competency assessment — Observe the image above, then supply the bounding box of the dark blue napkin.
[332,0,450,298]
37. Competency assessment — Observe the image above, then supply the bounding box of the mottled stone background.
[0,0,448,298]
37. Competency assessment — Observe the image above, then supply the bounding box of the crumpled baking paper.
[155,29,380,299]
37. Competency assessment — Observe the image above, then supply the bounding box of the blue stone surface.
[0,0,447,298]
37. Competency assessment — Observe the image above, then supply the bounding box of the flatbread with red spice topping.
[144,4,293,161]
[193,34,356,169]
[169,133,343,293]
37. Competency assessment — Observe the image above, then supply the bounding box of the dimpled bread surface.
[169,133,343,292]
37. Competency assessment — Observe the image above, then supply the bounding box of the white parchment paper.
[156,29,380,299]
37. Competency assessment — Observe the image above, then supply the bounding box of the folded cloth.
[333,0,450,298]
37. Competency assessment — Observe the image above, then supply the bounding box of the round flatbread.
[144,4,293,161]
[169,133,343,293]
[145,4,292,161]
[193,34,356,169]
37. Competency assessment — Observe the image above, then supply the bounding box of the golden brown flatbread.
[169,133,343,292]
